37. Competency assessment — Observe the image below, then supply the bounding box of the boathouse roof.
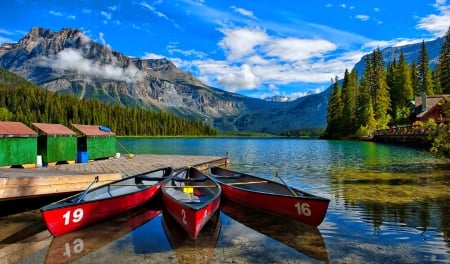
[32,122,77,136]
[0,121,38,137]
[71,124,115,136]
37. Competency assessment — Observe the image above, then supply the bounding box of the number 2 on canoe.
[62,208,84,225]
[294,202,311,216]
[181,209,187,225]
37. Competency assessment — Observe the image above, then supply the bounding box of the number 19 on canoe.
[63,208,84,225]
[294,202,311,216]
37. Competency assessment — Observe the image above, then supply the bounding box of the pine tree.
[371,49,391,129]
[388,53,414,124]
[356,58,372,129]
[410,61,420,96]
[398,53,414,103]
[439,26,450,94]
[432,66,442,94]
[418,40,434,95]
[324,76,343,138]
[341,69,358,135]
[387,59,400,121]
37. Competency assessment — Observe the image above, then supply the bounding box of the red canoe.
[40,167,173,237]
[46,204,161,264]
[161,167,221,239]
[209,166,329,227]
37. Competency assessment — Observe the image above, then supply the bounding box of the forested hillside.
[324,26,450,139]
[0,67,217,136]
[323,27,450,158]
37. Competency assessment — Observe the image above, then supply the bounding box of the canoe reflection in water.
[220,198,329,262]
[162,210,221,264]
[45,203,161,264]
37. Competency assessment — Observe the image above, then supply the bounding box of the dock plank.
[0,154,228,201]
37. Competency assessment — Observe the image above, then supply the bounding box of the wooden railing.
[371,125,430,147]
[373,125,428,137]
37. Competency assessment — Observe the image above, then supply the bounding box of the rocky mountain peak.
[0,27,328,134]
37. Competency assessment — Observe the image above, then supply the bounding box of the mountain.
[353,37,444,76]
[0,27,326,134]
[1,27,442,135]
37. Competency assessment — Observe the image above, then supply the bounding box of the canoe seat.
[173,176,207,182]
[138,176,166,181]
[212,173,242,179]
[165,188,202,203]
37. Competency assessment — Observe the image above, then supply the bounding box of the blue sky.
[1,0,449,99]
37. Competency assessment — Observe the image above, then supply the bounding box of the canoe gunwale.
[209,167,329,202]
[41,167,173,212]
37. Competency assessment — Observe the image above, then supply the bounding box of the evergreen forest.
[324,26,450,157]
[0,67,217,136]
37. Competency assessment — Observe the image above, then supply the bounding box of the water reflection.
[45,203,161,263]
[162,210,221,264]
[3,138,450,263]
[220,198,328,262]
[330,166,450,238]
[0,210,47,244]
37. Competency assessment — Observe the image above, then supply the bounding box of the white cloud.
[216,64,260,91]
[356,15,370,21]
[167,45,207,58]
[142,52,165,59]
[140,1,169,20]
[0,29,14,35]
[219,28,269,60]
[416,2,450,37]
[230,6,257,19]
[49,10,63,17]
[99,32,111,49]
[264,38,336,62]
[49,10,76,20]
[39,48,144,83]
[101,11,112,20]
[186,27,359,95]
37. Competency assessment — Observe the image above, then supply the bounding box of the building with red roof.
[71,124,116,160]
[31,123,77,165]
[0,121,38,167]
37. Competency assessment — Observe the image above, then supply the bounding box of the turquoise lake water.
[5,137,449,263]
[112,137,450,263]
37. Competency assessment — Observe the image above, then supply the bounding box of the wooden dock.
[0,154,229,201]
